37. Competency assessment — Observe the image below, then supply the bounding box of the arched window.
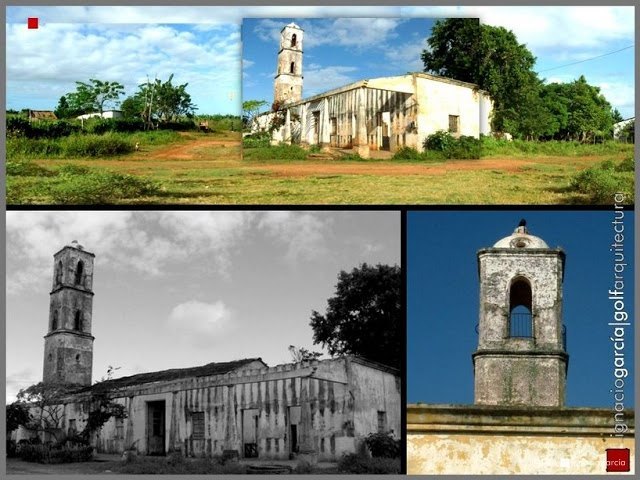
[52,311,58,330]
[509,277,533,338]
[74,310,82,331]
[291,34,297,47]
[290,62,295,74]
[55,261,63,285]
[74,261,84,285]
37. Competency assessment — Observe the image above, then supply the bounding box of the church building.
[407,223,635,474]
[17,241,401,462]
[251,23,493,158]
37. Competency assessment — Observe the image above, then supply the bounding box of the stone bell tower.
[274,22,303,106]
[43,241,95,386]
[473,221,568,407]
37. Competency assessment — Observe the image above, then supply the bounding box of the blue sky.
[6,6,634,117]
[407,210,635,408]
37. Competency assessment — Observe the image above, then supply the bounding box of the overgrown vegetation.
[111,454,247,474]
[242,144,310,161]
[570,157,635,204]
[16,442,94,464]
[365,432,402,458]
[337,453,401,474]
[424,130,482,159]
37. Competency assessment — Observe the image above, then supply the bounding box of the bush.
[243,144,309,161]
[6,137,64,158]
[18,443,93,464]
[392,147,422,160]
[337,453,401,474]
[50,170,160,204]
[112,455,247,474]
[365,432,401,458]
[158,119,197,131]
[570,159,635,204]
[6,160,54,177]
[7,440,18,458]
[86,118,146,134]
[424,130,481,159]
[6,118,81,139]
[295,459,313,474]
[243,132,271,148]
[61,134,134,156]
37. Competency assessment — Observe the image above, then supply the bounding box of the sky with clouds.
[6,6,634,117]
[5,211,400,403]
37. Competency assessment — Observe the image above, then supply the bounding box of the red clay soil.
[146,138,234,160]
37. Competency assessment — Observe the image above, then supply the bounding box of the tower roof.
[282,22,302,31]
[492,223,549,249]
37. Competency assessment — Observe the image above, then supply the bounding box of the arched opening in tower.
[74,310,83,331]
[55,261,63,285]
[508,277,533,338]
[290,62,295,74]
[75,261,84,285]
[52,310,58,330]
[291,34,297,47]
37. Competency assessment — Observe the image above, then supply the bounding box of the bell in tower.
[43,240,95,386]
[274,22,304,106]
[473,222,569,407]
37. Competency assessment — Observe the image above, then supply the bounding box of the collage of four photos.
[3,4,636,476]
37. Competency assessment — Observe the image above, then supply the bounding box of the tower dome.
[492,221,549,249]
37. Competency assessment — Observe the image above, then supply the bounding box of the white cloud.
[168,300,232,344]
[304,65,359,95]
[6,21,241,113]
[258,212,330,263]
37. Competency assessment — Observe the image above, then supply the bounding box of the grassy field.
[6,132,634,205]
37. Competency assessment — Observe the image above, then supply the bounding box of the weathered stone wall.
[274,25,303,105]
[58,357,399,461]
[407,404,635,474]
[474,249,567,406]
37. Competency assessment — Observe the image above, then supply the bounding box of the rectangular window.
[116,417,124,439]
[68,419,77,436]
[377,411,386,433]
[330,117,337,135]
[192,411,205,439]
[448,115,460,134]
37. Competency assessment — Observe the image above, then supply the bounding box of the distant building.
[252,23,493,158]
[76,110,123,120]
[28,110,58,122]
[16,241,401,462]
[613,117,634,140]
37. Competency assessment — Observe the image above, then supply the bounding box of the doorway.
[146,401,165,456]
[288,406,301,455]
[242,408,259,458]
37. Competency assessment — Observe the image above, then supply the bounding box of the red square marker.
[27,18,39,29]
[606,448,630,472]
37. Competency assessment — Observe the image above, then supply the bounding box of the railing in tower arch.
[474,318,568,350]
[508,312,534,339]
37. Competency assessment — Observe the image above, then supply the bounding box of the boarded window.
[377,411,387,433]
[330,117,337,135]
[448,115,460,133]
[116,417,124,439]
[192,412,205,439]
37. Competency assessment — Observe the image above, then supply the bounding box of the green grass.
[480,137,633,157]
[569,157,635,204]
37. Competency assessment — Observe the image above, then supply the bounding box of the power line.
[536,45,634,73]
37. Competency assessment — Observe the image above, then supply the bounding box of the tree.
[65,79,125,115]
[54,96,75,119]
[242,99,268,129]
[309,263,401,369]
[288,345,323,363]
[422,19,540,135]
[16,382,76,443]
[6,402,31,433]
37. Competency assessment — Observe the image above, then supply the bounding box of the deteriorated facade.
[23,243,401,462]
[59,356,400,460]
[474,224,568,407]
[253,23,493,158]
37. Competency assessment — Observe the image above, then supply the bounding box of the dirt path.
[252,156,583,177]
[140,137,236,160]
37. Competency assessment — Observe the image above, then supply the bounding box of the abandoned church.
[251,23,493,158]
[16,241,401,462]
[407,223,635,474]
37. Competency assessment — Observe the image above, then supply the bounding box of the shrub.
[7,440,18,458]
[19,444,94,464]
[61,134,134,156]
[158,119,197,131]
[295,459,313,474]
[424,131,481,159]
[6,137,64,158]
[50,170,160,204]
[86,118,146,134]
[242,144,309,161]
[6,160,54,177]
[243,132,271,149]
[570,160,635,204]
[392,147,422,160]
[337,453,401,474]
[616,156,635,172]
[365,432,401,458]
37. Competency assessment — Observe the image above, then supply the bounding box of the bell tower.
[473,221,568,407]
[43,240,95,386]
[274,22,303,106]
